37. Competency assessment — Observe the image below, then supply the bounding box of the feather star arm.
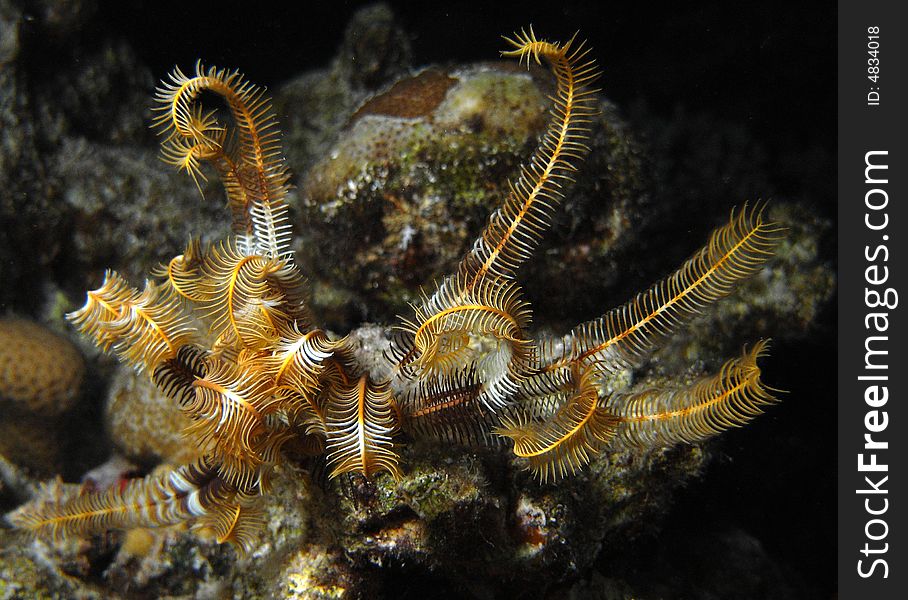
[607,340,782,448]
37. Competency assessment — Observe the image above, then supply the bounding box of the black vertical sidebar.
[838,1,906,597]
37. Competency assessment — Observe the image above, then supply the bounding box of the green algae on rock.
[298,62,648,326]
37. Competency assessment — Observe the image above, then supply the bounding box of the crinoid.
[7,28,785,554]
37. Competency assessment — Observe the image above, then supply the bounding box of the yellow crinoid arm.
[394,277,535,409]
[153,61,293,261]
[185,358,285,490]
[458,26,599,290]
[152,238,311,356]
[496,364,618,483]
[558,204,786,374]
[67,270,198,374]
[607,340,782,448]
[324,375,402,480]
[393,28,598,407]
[7,461,264,555]
[195,241,286,352]
[157,239,307,355]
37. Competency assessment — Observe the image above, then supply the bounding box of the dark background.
[47,0,837,596]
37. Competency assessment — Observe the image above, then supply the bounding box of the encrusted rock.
[274,545,376,600]
[296,62,647,326]
[57,140,229,284]
[0,529,104,600]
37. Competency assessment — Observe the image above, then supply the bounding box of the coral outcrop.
[0,317,84,474]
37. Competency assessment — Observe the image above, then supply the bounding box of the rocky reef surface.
[0,2,833,598]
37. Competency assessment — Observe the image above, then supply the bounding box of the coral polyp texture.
[0,317,84,416]
[0,317,85,474]
[8,29,785,558]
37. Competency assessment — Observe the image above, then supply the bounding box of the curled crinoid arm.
[194,486,266,555]
[553,204,786,375]
[67,270,198,374]
[607,340,781,448]
[324,375,402,480]
[496,364,619,483]
[395,277,535,410]
[153,61,293,261]
[181,240,303,353]
[184,358,287,490]
[255,323,344,435]
[265,325,332,391]
[154,238,311,355]
[153,238,209,303]
[66,269,136,350]
[5,460,262,553]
